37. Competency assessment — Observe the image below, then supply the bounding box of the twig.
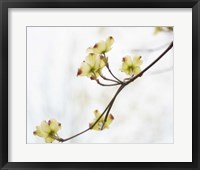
[96,79,121,87]
[106,64,123,83]
[100,74,120,84]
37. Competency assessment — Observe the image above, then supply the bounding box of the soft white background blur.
[27,27,173,143]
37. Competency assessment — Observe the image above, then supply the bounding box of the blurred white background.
[27,27,173,143]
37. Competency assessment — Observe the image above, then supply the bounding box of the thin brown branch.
[57,41,173,143]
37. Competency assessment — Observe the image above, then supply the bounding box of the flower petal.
[78,61,91,76]
[104,114,114,129]
[89,110,104,131]
[105,36,114,52]
[40,121,51,133]
[94,109,101,118]
[33,126,49,138]
[154,27,162,35]
[45,136,55,143]
[93,41,106,54]
[132,56,142,67]
[123,56,132,66]
[93,56,106,73]
[49,119,61,133]
[133,66,141,75]
[121,62,133,76]
[85,53,97,66]
[99,57,106,68]
[121,62,128,73]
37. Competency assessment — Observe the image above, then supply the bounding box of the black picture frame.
[0,0,199,169]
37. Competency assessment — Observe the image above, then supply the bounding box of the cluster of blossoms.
[33,119,61,143]
[154,26,173,35]
[121,55,143,76]
[89,110,114,130]
[77,36,114,80]
[76,53,106,80]
[77,36,143,79]
[76,36,143,132]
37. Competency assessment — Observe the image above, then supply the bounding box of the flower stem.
[100,74,120,84]
[106,64,123,83]
[96,79,121,87]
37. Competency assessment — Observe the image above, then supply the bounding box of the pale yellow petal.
[45,136,55,143]
[104,114,114,129]
[154,27,162,35]
[121,56,132,75]
[133,66,141,75]
[40,121,51,133]
[49,119,61,133]
[121,62,128,72]
[78,61,91,76]
[93,56,106,73]
[89,110,104,131]
[121,63,132,76]
[99,57,106,69]
[89,122,101,131]
[94,110,101,119]
[93,57,100,70]
[123,56,132,66]
[85,53,97,66]
[94,110,104,124]
[33,126,48,138]
[93,41,106,54]
[132,56,142,67]
[105,36,114,52]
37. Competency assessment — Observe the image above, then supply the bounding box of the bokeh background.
[27,27,173,143]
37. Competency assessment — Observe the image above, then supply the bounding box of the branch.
[56,41,174,143]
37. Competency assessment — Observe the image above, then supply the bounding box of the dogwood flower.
[33,119,61,143]
[77,53,106,79]
[87,36,114,54]
[121,55,143,76]
[154,26,173,35]
[89,110,114,131]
